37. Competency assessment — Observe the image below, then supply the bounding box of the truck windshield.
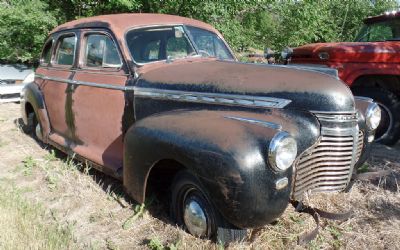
[125,25,234,64]
[355,19,400,42]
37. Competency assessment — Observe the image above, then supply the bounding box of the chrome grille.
[355,130,364,162]
[292,111,364,200]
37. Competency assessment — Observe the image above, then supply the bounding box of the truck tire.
[353,87,400,146]
[170,171,247,244]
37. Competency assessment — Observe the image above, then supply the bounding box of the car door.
[70,30,128,176]
[37,32,79,146]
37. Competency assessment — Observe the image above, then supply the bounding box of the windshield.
[185,26,233,60]
[355,19,400,42]
[125,25,234,64]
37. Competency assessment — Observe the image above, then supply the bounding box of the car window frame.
[184,25,235,60]
[52,32,78,69]
[40,38,54,66]
[80,30,124,72]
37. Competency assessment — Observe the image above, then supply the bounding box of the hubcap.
[183,198,207,237]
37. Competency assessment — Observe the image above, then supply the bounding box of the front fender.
[123,109,320,228]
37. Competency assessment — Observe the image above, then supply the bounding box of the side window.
[85,34,122,68]
[368,25,392,41]
[55,35,76,65]
[41,40,53,65]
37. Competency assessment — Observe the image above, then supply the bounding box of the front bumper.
[0,85,24,103]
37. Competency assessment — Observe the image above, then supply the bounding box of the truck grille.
[292,112,364,200]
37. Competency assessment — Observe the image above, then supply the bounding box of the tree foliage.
[0,0,398,63]
[0,0,58,63]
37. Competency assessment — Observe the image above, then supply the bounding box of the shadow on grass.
[14,117,174,233]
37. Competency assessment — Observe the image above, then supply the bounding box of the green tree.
[0,0,58,63]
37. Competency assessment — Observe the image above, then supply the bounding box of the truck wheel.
[353,88,400,146]
[170,171,246,243]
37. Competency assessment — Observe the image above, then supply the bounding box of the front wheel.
[170,171,246,243]
[353,87,400,146]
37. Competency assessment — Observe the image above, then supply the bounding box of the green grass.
[0,185,75,249]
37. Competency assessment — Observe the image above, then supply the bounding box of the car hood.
[293,41,400,63]
[136,60,354,112]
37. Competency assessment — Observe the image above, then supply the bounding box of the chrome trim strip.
[35,74,292,109]
[134,87,291,108]
[224,116,282,130]
[354,96,373,102]
[36,74,130,91]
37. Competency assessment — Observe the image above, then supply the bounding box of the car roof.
[364,11,400,24]
[51,13,221,37]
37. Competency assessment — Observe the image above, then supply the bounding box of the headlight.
[22,72,35,84]
[366,102,381,130]
[268,132,297,171]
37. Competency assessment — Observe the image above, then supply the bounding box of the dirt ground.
[0,102,399,250]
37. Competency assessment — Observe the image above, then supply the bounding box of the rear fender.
[21,82,50,142]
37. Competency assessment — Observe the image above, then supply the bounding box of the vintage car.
[284,10,400,146]
[0,64,34,103]
[21,14,381,242]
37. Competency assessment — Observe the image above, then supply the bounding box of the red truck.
[288,11,400,145]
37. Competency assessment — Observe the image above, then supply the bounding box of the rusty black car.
[21,14,381,242]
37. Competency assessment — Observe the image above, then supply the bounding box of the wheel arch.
[144,159,187,202]
[351,74,400,97]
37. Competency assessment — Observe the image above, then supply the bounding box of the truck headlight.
[366,102,381,130]
[268,132,297,171]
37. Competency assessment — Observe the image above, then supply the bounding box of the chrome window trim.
[52,33,78,68]
[124,24,236,66]
[81,31,124,70]
[35,74,292,109]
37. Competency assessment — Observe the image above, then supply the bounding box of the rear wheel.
[353,87,400,146]
[22,112,42,140]
[170,171,246,244]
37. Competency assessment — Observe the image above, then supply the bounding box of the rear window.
[55,35,76,66]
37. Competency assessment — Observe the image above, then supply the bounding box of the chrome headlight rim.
[268,131,298,172]
[366,102,381,130]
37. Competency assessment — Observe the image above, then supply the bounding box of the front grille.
[0,80,16,85]
[292,111,364,200]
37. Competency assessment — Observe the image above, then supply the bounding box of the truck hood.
[293,41,400,63]
[136,60,354,112]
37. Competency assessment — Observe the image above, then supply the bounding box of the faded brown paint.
[71,69,127,172]
[36,67,72,139]
[51,13,221,38]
